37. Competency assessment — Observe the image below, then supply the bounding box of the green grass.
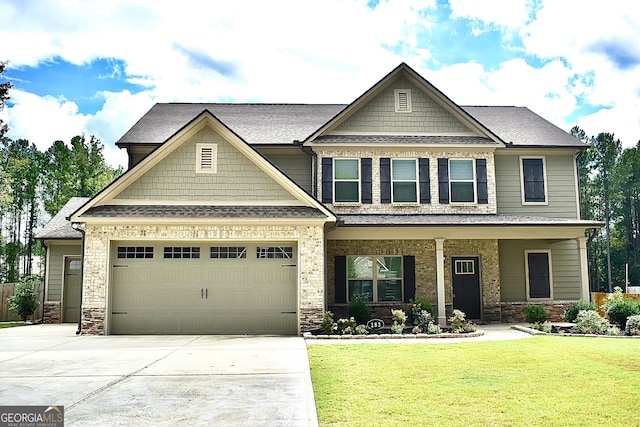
[308,337,640,426]
[0,322,26,329]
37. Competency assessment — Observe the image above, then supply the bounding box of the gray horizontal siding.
[46,244,81,302]
[495,154,578,218]
[261,152,312,193]
[499,239,581,302]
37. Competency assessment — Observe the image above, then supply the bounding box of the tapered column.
[577,237,590,301]
[435,238,447,325]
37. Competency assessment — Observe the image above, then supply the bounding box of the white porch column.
[435,238,447,325]
[577,237,590,301]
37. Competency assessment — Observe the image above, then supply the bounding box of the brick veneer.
[500,301,574,323]
[80,223,326,335]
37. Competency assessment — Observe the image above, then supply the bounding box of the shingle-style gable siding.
[334,77,471,134]
[260,152,312,193]
[115,126,294,201]
[495,153,578,218]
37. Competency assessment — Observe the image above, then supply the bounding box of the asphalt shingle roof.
[35,197,90,239]
[117,103,345,146]
[338,214,602,227]
[313,135,496,145]
[80,205,327,219]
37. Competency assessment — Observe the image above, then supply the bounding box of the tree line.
[0,61,122,283]
[573,127,640,292]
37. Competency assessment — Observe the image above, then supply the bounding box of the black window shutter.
[335,256,347,304]
[419,158,430,204]
[361,158,372,204]
[380,158,391,204]
[476,158,488,204]
[321,158,333,203]
[438,158,449,204]
[403,255,416,303]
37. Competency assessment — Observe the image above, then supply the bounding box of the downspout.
[71,223,86,335]
[299,142,318,199]
[40,240,48,323]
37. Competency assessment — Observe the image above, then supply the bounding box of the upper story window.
[196,143,217,174]
[392,159,418,203]
[334,159,360,203]
[449,159,476,203]
[521,157,547,204]
[438,158,488,205]
[394,89,412,113]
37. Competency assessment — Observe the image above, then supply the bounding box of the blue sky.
[1,0,639,167]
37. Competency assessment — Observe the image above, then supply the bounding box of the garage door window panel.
[210,246,247,259]
[257,246,294,259]
[164,247,200,259]
[117,246,154,259]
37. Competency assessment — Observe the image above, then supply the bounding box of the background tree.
[0,60,11,138]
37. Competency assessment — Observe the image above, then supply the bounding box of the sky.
[1,0,639,168]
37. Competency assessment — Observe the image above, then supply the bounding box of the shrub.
[391,309,407,334]
[563,300,596,322]
[8,276,41,322]
[522,305,548,324]
[449,309,472,333]
[319,311,336,335]
[606,299,640,329]
[348,295,371,325]
[625,315,640,336]
[572,310,609,335]
[354,324,368,335]
[406,297,434,324]
[337,317,357,335]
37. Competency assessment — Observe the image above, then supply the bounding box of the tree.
[0,60,11,139]
[8,275,40,321]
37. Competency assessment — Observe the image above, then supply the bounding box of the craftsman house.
[37,63,601,335]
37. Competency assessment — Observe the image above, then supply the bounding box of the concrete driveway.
[0,324,318,426]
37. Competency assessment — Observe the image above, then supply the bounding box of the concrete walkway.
[305,323,534,345]
[0,324,317,426]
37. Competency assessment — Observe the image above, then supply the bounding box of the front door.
[63,257,82,322]
[452,256,481,320]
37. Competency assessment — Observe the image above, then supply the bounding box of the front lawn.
[308,337,640,426]
[0,322,26,329]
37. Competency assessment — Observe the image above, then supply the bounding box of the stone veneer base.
[303,331,484,340]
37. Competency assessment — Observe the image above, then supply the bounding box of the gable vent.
[196,143,217,173]
[395,89,412,112]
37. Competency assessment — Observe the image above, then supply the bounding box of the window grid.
[163,247,200,259]
[117,246,154,259]
[257,246,294,259]
[449,159,476,203]
[347,255,403,303]
[333,159,360,203]
[210,246,247,259]
[391,159,418,203]
[455,260,475,275]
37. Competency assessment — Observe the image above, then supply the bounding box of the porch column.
[577,237,590,301]
[435,238,447,325]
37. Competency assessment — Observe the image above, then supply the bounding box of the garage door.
[110,242,298,335]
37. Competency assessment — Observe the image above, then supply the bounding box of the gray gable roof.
[462,106,585,148]
[117,103,346,146]
[117,103,585,149]
[80,205,326,219]
[35,197,90,240]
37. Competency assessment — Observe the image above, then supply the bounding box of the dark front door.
[452,256,481,320]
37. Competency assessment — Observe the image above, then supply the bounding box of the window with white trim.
[347,256,403,302]
[449,159,475,203]
[526,250,553,300]
[392,159,418,203]
[520,157,547,204]
[394,89,412,112]
[196,143,217,173]
[455,260,475,275]
[333,159,360,203]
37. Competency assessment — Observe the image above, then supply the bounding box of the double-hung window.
[449,159,475,203]
[334,159,360,203]
[391,159,418,203]
[521,157,547,204]
[347,256,403,302]
[526,250,553,300]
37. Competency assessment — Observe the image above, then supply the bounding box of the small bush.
[390,322,404,334]
[625,315,640,336]
[354,324,368,335]
[348,295,371,325]
[319,311,336,335]
[522,305,548,324]
[606,299,640,329]
[449,309,475,333]
[337,317,357,335]
[8,276,41,322]
[572,310,609,335]
[406,297,434,324]
[563,300,596,322]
